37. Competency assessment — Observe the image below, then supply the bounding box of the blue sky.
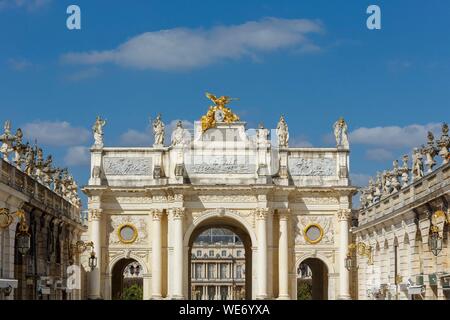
[1,0,449,207]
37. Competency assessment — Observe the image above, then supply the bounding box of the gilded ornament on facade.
[200,92,240,132]
[303,223,324,244]
[117,223,138,244]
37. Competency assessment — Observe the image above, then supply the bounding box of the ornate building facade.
[83,93,356,300]
[191,228,246,300]
[353,124,450,300]
[0,121,85,300]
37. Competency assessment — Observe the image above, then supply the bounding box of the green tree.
[122,284,143,300]
[297,282,312,300]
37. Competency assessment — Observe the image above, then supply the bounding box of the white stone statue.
[171,120,189,146]
[373,172,382,202]
[412,148,424,180]
[24,143,35,176]
[152,114,165,146]
[13,128,26,169]
[256,123,269,145]
[92,116,106,148]
[421,131,438,173]
[0,120,16,162]
[400,154,410,188]
[391,160,401,192]
[333,117,349,148]
[276,115,289,148]
[437,123,449,164]
[34,147,44,182]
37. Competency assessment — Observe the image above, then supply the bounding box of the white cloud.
[64,146,90,166]
[7,58,32,71]
[350,123,442,149]
[350,173,371,188]
[61,17,323,70]
[290,136,313,147]
[0,0,51,11]
[65,67,102,82]
[365,148,394,162]
[119,129,152,146]
[22,121,90,146]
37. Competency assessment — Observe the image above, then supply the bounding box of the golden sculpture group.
[201,92,240,132]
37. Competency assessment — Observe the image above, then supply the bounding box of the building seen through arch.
[190,228,246,300]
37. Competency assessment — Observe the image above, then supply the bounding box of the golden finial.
[201,92,240,132]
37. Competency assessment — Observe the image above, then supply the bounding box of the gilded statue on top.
[201,92,240,132]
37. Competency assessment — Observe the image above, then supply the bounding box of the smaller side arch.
[108,253,149,275]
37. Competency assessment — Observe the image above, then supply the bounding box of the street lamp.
[16,210,31,256]
[1,208,31,255]
[88,251,97,271]
[345,253,355,271]
[428,225,442,257]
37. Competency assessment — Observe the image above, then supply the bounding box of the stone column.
[88,209,102,299]
[337,209,352,300]
[151,209,163,299]
[255,208,268,299]
[171,208,185,299]
[278,210,290,299]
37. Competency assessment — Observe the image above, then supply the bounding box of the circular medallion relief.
[117,224,138,244]
[303,223,324,244]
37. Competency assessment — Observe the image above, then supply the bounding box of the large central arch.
[183,209,257,299]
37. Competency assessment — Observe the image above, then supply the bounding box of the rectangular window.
[221,250,226,257]
[220,264,227,279]
[197,250,202,257]
[208,264,215,279]
[209,250,214,257]
[236,265,242,279]
[195,263,203,279]
[236,250,242,257]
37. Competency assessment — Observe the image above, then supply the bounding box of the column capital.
[172,207,186,220]
[254,208,270,220]
[277,208,290,220]
[89,209,103,221]
[337,209,352,221]
[151,209,164,221]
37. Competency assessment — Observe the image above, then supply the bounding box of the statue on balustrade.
[421,131,438,173]
[171,120,190,146]
[152,114,165,146]
[276,115,289,148]
[0,120,16,162]
[412,147,424,180]
[92,116,107,148]
[42,155,56,188]
[53,168,63,194]
[382,170,393,195]
[34,147,45,182]
[400,155,410,188]
[373,172,382,202]
[24,143,35,176]
[13,128,27,169]
[391,160,401,192]
[333,117,349,148]
[437,123,449,164]
[257,123,270,146]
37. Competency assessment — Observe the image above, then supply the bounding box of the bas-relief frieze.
[103,196,153,204]
[186,155,255,174]
[108,215,148,245]
[294,215,334,245]
[288,157,336,176]
[103,157,152,176]
[196,195,256,203]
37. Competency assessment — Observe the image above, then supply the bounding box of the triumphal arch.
[82,93,356,300]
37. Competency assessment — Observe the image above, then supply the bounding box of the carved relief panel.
[108,215,149,245]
